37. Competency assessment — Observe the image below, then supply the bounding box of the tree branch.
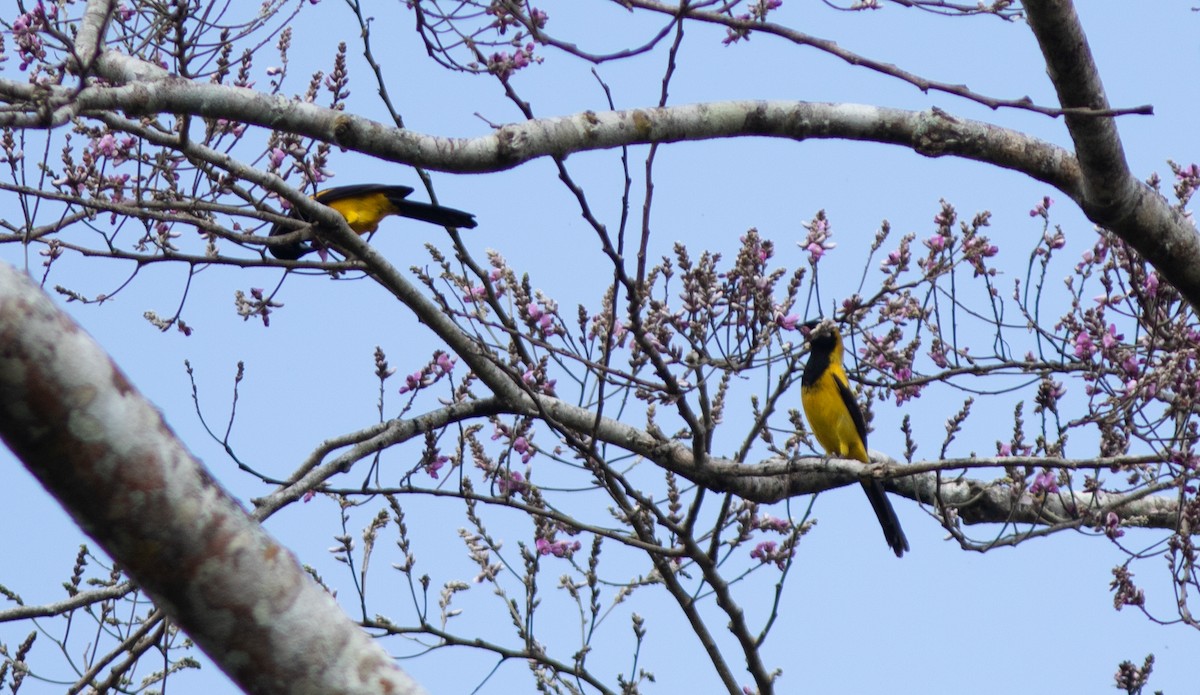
[0,262,428,695]
[0,59,1083,193]
[1023,0,1200,311]
[0,582,135,622]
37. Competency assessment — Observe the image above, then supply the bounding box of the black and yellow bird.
[800,318,909,557]
[268,184,477,260]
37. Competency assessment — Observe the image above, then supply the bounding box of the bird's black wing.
[313,184,415,205]
[834,368,910,557]
[831,370,869,450]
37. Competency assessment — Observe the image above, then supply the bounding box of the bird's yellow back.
[320,191,396,235]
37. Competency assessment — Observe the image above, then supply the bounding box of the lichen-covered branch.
[0,262,427,695]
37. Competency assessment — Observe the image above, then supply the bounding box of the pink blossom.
[611,319,628,347]
[1029,195,1054,218]
[1143,272,1159,297]
[750,540,776,562]
[929,344,949,369]
[399,369,424,394]
[94,133,118,157]
[536,537,581,558]
[1105,512,1124,539]
[1101,324,1123,350]
[800,214,836,263]
[521,370,557,396]
[498,470,526,495]
[424,454,449,479]
[513,436,534,463]
[749,541,789,569]
[1029,470,1058,495]
[1043,231,1065,250]
[756,514,791,533]
[775,312,800,331]
[722,15,752,45]
[1073,331,1094,359]
[805,241,830,261]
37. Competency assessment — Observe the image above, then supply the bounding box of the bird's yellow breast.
[801,372,869,463]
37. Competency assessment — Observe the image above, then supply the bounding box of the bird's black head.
[801,318,841,352]
[266,201,315,260]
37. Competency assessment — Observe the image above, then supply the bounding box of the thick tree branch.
[72,0,116,73]
[0,54,1082,193]
[691,454,1180,531]
[1024,0,1200,311]
[1024,0,1130,214]
[896,469,1177,530]
[0,263,427,695]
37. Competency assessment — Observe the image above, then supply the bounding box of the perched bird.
[268,184,477,260]
[800,318,909,557]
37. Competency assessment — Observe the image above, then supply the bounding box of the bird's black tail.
[386,192,478,229]
[860,480,909,557]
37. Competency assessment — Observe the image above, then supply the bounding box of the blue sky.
[0,2,1195,693]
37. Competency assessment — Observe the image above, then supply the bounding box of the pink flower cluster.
[488,43,538,80]
[526,300,558,337]
[1029,195,1054,219]
[535,537,580,558]
[399,350,457,394]
[749,541,790,570]
[1029,470,1059,495]
[799,212,836,264]
[493,422,537,463]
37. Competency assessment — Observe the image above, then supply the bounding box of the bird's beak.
[799,319,821,338]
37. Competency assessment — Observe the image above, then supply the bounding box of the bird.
[267,183,477,260]
[800,318,909,557]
